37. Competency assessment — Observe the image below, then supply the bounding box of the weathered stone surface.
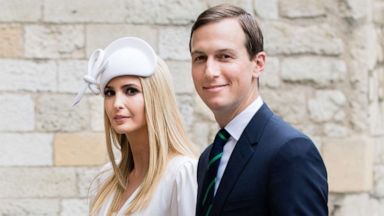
[176,95,195,132]
[0,168,77,198]
[0,133,53,166]
[167,61,195,94]
[260,57,280,88]
[0,95,34,131]
[281,57,347,86]
[339,0,372,20]
[262,88,308,125]
[124,0,206,24]
[86,25,158,57]
[58,60,87,93]
[0,60,56,92]
[0,199,60,216]
[159,26,191,61]
[25,25,84,59]
[61,199,88,216]
[373,166,384,197]
[44,0,126,23]
[263,22,344,55]
[373,1,384,24]
[0,24,23,58]
[77,167,100,197]
[322,136,373,192]
[333,194,384,216]
[323,123,349,138]
[36,95,89,132]
[89,96,104,132]
[254,0,278,19]
[0,0,42,22]
[308,90,347,123]
[279,0,326,18]
[54,132,107,166]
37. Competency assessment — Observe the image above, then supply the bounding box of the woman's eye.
[125,87,139,95]
[104,89,115,97]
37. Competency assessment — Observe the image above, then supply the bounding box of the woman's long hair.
[89,57,196,215]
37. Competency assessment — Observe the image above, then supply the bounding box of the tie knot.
[215,128,230,144]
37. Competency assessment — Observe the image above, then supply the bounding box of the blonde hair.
[90,57,196,215]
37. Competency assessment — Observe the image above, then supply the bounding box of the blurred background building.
[0,0,383,215]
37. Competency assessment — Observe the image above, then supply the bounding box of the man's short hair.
[189,4,264,59]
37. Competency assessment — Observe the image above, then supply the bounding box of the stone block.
[176,95,195,132]
[262,88,308,125]
[333,194,384,216]
[374,137,384,164]
[0,199,60,216]
[36,94,89,132]
[0,59,56,92]
[0,133,53,166]
[54,132,107,166]
[308,90,347,123]
[263,22,344,55]
[373,166,384,198]
[0,94,34,131]
[323,123,349,138]
[0,24,23,57]
[125,0,206,24]
[25,25,84,59]
[0,167,77,198]
[322,136,373,192]
[0,0,42,22]
[89,96,104,132]
[190,122,214,151]
[279,0,325,18]
[86,25,158,57]
[373,1,384,25]
[339,0,372,20]
[254,0,278,19]
[167,61,194,94]
[61,199,88,216]
[159,26,191,60]
[58,60,87,93]
[44,0,126,23]
[207,0,253,13]
[77,167,100,197]
[260,57,280,88]
[281,57,347,86]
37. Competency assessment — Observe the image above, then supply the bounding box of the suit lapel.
[212,104,274,215]
[196,145,212,214]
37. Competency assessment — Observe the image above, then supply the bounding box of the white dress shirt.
[214,96,263,193]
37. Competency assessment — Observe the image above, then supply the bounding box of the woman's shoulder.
[164,155,197,182]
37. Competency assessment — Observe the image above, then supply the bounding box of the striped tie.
[200,129,230,216]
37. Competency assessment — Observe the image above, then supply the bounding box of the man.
[190,4,328,216]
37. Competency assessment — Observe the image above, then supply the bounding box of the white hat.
[72,37,157,106]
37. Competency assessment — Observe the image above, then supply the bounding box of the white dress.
[90,155,197,216]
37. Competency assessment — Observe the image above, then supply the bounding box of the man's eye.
[194,56,206,62]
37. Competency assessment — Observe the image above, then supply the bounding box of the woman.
[73,37,197,215]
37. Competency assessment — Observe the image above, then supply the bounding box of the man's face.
[190,18,264,118]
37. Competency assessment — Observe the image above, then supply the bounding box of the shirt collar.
[225,96,264,141]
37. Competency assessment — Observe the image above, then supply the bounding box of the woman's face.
[104,76,146,135]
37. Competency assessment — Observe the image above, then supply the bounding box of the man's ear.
[252,51,266,79]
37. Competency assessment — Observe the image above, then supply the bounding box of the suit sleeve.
[269,137,328,216]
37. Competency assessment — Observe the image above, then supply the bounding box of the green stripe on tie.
[208,153,222,168]
[218,132,226,140]
[205,204,213,216]
[202,178,216,205]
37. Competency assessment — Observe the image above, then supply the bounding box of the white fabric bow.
[72,49,105,106]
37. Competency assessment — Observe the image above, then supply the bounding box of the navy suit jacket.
[196,104,328,216]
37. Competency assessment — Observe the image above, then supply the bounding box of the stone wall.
[0,0,382,215]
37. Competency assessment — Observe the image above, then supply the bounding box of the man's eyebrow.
[191,50,205,56]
